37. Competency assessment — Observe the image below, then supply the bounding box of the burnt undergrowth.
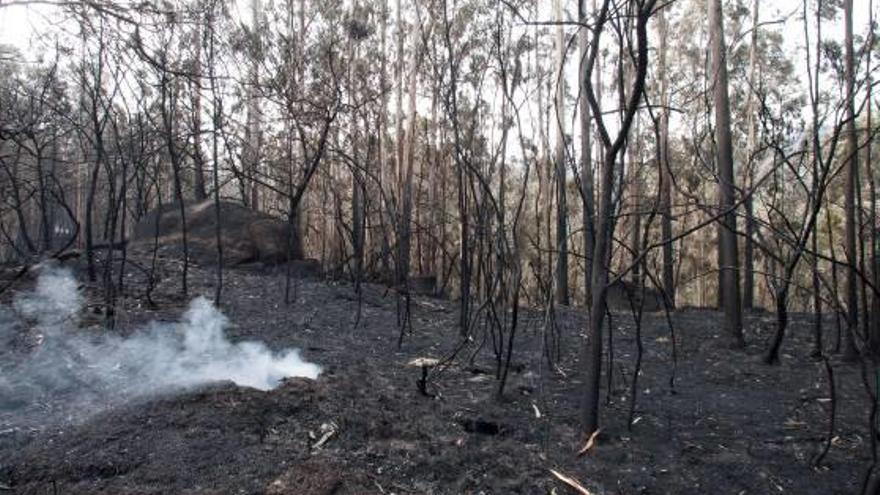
[0,256,871,494]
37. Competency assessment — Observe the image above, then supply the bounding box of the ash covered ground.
[0,254,872,494]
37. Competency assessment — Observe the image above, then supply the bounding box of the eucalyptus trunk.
[842,0,859,361]
[710,0,744,346]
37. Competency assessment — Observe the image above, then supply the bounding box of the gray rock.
[131,200,302,266]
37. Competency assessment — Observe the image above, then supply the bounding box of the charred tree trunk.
[812,227,823,357]
[554,0,569,306]
[580,0,656,438]
[868,1,879,354]
[657,7,674,308]
[191,2,207,201]
[710,0,744,347]
[244,0,263,211]
[579,0,596,308]
[207,0,223,305]
[842,0,860,361]
[161,64,189,296]
[742,0,760,311]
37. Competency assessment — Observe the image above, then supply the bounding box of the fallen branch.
[310,421,339,450]
[577,429,601,456]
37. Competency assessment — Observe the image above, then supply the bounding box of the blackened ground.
[0,254,873,494]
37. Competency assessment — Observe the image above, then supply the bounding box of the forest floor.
[0,253,874,494]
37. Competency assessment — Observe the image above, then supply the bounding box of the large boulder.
[605,279,668,312]
[131,200,302,266]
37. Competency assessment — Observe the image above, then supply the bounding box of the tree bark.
[710,0,744,346]
[245,0,263,210]
[742,0,759,311]
[394,0,408,286]
[554,0,569,305]
[191,1,207,201]
[348,0,365,291]
[580,0,656,438]
[868,0,879,355]
[579,0,595,308]
[812,227,823,357]
[842,0,860,361]
[657,6,674,308]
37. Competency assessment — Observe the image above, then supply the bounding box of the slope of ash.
[0,255,872,494]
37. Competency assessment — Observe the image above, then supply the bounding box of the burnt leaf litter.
[0,254,871,494]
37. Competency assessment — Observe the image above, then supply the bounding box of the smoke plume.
[0,265,319,425]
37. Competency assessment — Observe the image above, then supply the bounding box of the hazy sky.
[0,0,872,57]
[0,0,873,142]
[0,2,51,55]
[0,0,261,58]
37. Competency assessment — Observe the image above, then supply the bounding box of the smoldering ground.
[0,261,871,494]
[0,265,320,428]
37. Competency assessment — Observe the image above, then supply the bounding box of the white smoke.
[0,266,319,422]
[89,296,321,392]
[13,265,81,327]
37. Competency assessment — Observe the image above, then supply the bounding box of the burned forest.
[0,0,879,493]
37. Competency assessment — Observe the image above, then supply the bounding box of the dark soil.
[0,255,873,494]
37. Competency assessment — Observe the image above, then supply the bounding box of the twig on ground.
[549,468,593,495]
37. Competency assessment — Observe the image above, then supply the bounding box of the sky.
[0,0,874,149]
[0,2,54,58]
[1,1,873,97]
[0,0,259,59]
[1,0,872,52]
[0,1,873,74]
